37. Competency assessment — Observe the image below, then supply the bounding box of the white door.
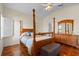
[14,20,20,40]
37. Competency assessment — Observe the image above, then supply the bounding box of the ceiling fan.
[42,3,53,10]
[42,3,63,11]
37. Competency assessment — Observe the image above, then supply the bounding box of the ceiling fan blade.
[42,3,53,7]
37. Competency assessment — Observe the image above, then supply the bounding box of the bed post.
[33,9,36,43]
[52,17,55,39]
[31,9,36,55]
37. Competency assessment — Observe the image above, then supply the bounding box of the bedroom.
[0,3,79,56]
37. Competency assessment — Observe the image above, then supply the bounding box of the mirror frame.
[58,19,74,35]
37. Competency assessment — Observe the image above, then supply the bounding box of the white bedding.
[20,35,51,55]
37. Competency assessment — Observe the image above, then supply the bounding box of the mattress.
[20,35,51,55]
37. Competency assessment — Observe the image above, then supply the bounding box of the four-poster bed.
[20,9,56,55]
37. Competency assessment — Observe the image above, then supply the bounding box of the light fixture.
[42,3,53,11]
[42,3,63,11]
[45,5,52,10]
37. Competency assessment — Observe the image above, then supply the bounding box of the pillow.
[20,32,27,37]
[28,32,33,36]
[21,32,33,36]
[28,32,31,36]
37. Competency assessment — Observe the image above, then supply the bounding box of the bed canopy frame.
[31,9,55,55]
[32,9,56,42]
[21,9,56,55]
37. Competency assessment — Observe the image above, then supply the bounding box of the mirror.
[58,19,74,35]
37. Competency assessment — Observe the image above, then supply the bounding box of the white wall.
[2,36,19,47]
[23,19,32,28]
[36,18,43,32]
[1,4,42,48]
[4,5,43,33]
[42,4,79,35]
[4,7,33,28]
[3,17,14,37]
[0,3,3,56]
[13,20,20,45]
[22,13,43,33]
[2,19,20,47]
[2,6,40,47]
[2,6,31,47]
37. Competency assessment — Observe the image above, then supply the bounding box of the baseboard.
[2,36,20,47]
[3,44,20,48]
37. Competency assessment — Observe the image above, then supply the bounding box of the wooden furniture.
[58,19,74,35]
[36,32,53,36]
[20,28,33,33]
[55,34,79,49]
[55,19,79,50]
[53,18,55,38]
[31,9,55,55]
[20,9,56,56]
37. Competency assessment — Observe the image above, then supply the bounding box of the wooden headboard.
[20,28,33,33]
